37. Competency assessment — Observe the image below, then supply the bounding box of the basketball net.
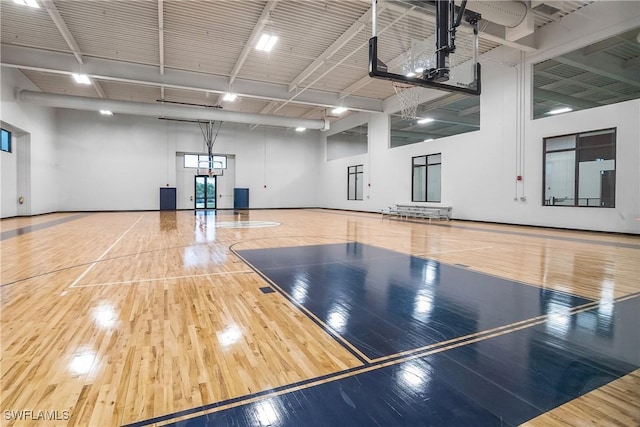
[393,82,422,120]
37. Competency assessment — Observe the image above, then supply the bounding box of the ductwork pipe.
[17,90,330,131]
[465,0,528,28]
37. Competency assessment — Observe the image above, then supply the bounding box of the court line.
[231,246,372,365]
[68,215,144,288]
[412,245,493,257]
[0,213,92,241]
[368,299,602,364]
[232,240,595,363]
[309,208,640,250]
[126,294,637,427]
[71,270,254,288]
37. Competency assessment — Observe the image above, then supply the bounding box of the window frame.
[412,154,441,203]
[542,128,616,208]
[1,128,12,153]
[347,164,364,201]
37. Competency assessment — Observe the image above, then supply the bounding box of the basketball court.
[1,210,638,426]
[1,0,639,426]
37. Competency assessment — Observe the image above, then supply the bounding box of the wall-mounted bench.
[381,204,452,222]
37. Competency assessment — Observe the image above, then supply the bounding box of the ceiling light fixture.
[546,107,573,115]
[223,93,237,102]
[13,0,40,8]
[256,34,278,52]
[417,118,434,124]
[295,127,306,132]
[99,110,113,116]
[72,73,91,84]
[423,138,434,142]
[332,107,347,115]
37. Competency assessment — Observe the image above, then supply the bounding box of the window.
[543,128,616,207]
[347,165,364,201]
[184,154,227,169]
[327,124,368,161]
[1,129,11,153]
[533,28,640,119]
[412,154,441,202]
[390,94,479,148]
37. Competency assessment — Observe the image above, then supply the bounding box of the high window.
[184,154,227,169]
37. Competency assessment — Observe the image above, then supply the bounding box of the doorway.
[195,175,216,209]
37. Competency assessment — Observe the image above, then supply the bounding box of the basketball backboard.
[369,0,481,96]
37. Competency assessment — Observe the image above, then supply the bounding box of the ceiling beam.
[259,100,279,115]
[288,4,384,92]
[18,90,329,130]
[536,69,628,99]
[301,106,324,119]
[41,0,105,99]
[273,3,419,114]
[581,37,625,56]
[554,51,640,89]
[533,88,600,109]
[158,0,164,75]
[217,1,279,105]
[229,1,278,86]
[624,56,640,70]
[41,1,83,64]
[250,100,281,129]
[458,104,480,117]
[1,45,383,112]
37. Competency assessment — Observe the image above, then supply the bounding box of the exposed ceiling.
[533,26,640,118]
[1,0,604,127]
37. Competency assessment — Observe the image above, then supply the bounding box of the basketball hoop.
[393,82,422,120]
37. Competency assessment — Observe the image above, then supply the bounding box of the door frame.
[194,175,217,209]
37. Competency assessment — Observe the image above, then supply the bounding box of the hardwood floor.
[1,209,638,426]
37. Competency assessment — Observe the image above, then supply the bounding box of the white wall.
[1,132,18,217]
[1,67,59,217]
[319,2,640,234]
[56,110,322,211]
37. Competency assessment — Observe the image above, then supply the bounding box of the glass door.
[195,176,216,209]
[206,176,216,208]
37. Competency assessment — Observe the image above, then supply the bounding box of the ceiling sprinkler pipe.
[17,90,330,131]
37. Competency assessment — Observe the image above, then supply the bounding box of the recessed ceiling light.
[546,107,573,115]
[223,93,237,102]
[332,107,347,115]
[99,110,113,116]
[256,34,278,52]
[295,127,306,132]
[423,138,434,142]
[13,0,40,8]
[417,118,434,124]
[72,73,91,84]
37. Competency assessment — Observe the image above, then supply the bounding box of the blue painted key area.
[166,296,639,426]
[238,243,593,359]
